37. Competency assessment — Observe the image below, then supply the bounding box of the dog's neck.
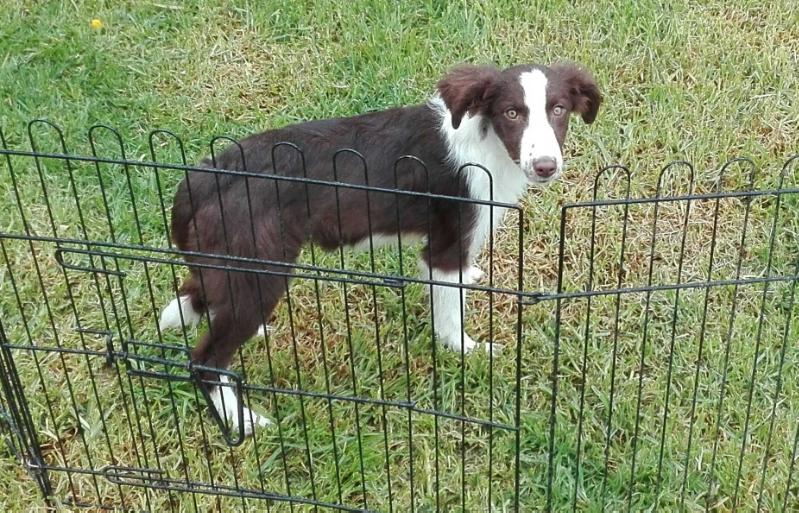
[428,95,529,205]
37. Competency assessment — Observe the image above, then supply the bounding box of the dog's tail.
[159,275,207,332]
[163,154,221,331]
[170,175,195,250]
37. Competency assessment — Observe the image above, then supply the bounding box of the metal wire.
[0,121,797,512]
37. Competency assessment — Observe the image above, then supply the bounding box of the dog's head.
[437,62,602,184]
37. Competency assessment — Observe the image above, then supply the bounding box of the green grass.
[1,0,798,511]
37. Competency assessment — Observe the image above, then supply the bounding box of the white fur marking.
[159,295,202,331]
[464,265,485,284]
[412,95,529,354]
[429,95,528,262]
[519,70,563,181]
[418,260,501,354]
[209,375,271,436]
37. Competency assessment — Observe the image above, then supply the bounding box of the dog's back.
[170,104,462,255]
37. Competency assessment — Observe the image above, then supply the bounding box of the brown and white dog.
[159,62,602,434]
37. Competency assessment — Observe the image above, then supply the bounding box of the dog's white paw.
[477,340,503,355]
[210,376,272,437]
[255,324,273,338]
[240,406,272,436]
[465,265,485,284]
[441,333,503,355]
[159,295,201,331]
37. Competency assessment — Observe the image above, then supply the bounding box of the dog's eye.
[505,108,518,120]
[552,105,566,117]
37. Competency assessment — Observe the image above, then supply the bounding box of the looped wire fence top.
[1,120,797,512]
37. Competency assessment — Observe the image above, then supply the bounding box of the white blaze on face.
[518,70,563,182]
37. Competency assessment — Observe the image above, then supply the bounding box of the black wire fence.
[0,121,797,512]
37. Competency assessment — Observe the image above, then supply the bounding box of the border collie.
[159,62,601,435]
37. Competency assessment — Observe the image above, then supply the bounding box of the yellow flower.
[90,18,103,30]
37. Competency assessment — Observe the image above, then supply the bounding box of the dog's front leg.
[464,265,485,284]
[418,260,499,354]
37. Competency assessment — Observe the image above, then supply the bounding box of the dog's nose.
[533,157,557,178]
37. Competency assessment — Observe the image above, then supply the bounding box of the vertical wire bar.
[731,182,782,511]
[75,127,138,511]
[453,163,493,511]
[51,131,133,507]
[0,321,26,466]
[208,142,255,513]
[273,142,344,507]
[0,250,55,505]
[1,128,73,504]
[272,143,320,512]
[462,178,467,512]
[679,166,726,507]
[44,126,134,510]
[142,131,200,513]
[547,204,570,512]
[757,157,799,511]
[210,140,268,442]
[182,145,224,513]
[106,263,160,512]
[456,165,468,513]
[758,248,798,511]
[92,181,160,511]
[253,300,295,513]
[360,152,394,513]
[271,150,319,513]
[331,150,369,510]
[625,173,663,511]
[705,159,757,512]
[393,156,427,513]
[513,206,525,513]
[26,120,110,506]
[486,166,496,513]
[149,131,221,512]
[784,419,799,511]
[249,260,295,513]
[416,160,441,512]
[211,137,272,511]
[655,163,695,495]
[88,125,179,512]
[84,159,164,513]
[599,169,632,509]
[427,174,441,513]
[87,148,155,511]
[572,171,603,511]
[209,143,241,451]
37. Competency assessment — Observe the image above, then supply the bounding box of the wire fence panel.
[1,121,797,512]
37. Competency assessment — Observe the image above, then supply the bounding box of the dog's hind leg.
[192,268,292,436]
[209,375,272,436]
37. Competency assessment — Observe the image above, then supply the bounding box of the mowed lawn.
[1,1,798,512]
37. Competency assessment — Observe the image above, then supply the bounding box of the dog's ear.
[551,63,602,124]
[437,64,501,129]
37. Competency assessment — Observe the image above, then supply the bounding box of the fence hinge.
[104,339,247,448]
[0,409,23,461]
[519,292,552,306]
[381,277,407,288]
[0,323,54,501]
[102,465,166,487]
[75,328,118,366]
[54,248,127,277]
